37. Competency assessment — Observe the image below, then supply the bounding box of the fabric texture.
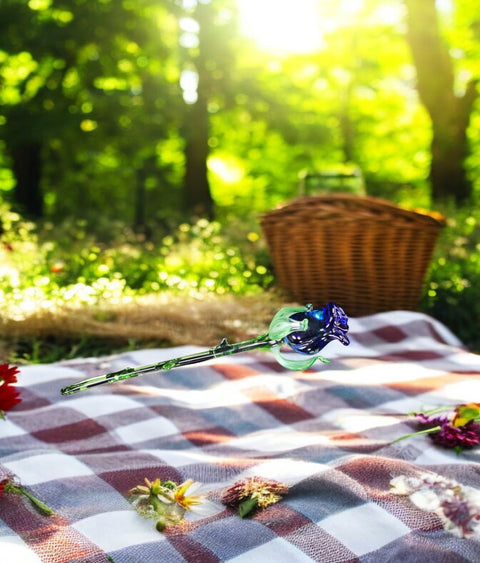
[1,310,479,562]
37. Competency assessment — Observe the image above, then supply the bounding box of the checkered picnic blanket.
[1,310,480,562]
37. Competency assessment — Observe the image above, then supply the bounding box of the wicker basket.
[260,194,445,317]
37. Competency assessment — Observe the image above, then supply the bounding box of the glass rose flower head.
[268,302,350,370]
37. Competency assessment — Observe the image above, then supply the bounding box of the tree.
[178,0,239,218]
[3,0,480,223]
[181,1,214,217]
[0,0,180,222]
[404,0,478,204]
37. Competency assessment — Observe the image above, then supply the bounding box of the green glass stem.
[61,334,276,395]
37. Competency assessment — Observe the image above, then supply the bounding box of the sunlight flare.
[236,0,405,54]
[236,0,323,54]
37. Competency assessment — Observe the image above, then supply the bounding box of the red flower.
[0,385,21,412]
[0,364,20,385]
[0,364,21,417]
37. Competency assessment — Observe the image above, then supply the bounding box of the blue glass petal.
[285,302,350,355]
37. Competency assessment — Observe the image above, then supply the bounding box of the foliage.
[0,204,273,323]
[2,0,479,221]
[421,204,480,351]
[0,0,184,218]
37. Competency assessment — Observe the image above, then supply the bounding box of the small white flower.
[390,471,480,538]
[464,486,480,506]
[390,475,422,495]
[172,480,220,519]
[185,497,221,520]
[410,489,441,512]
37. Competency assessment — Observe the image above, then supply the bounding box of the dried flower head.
[390,473,480,538]
[221,476,289,518]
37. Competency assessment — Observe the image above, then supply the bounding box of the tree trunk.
[404,0,478,204]
[10,142,43,219]
[430,95,473,203]
[134,166,147,233]
[183,93,213,218]
[181,1,215,219]
[339,82,355,164]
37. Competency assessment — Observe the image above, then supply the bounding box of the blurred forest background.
[1,0,480,360]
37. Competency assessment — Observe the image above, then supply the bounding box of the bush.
[421,206,480,351]
[0,208,274,323]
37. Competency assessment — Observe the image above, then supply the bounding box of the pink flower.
[394,403,480,452]
[416,413,480,449]
[415,403,480,451]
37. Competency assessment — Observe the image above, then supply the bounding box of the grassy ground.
[1,293,288,364]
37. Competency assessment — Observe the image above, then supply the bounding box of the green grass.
[7,335,142,365]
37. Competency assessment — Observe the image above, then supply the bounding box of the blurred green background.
[1,0,479,359]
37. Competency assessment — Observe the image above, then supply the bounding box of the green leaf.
[238,497,258,518]
[19,487,55,516]
[454,404,480,426]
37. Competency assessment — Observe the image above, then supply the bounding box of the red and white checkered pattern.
[1,311,480,562]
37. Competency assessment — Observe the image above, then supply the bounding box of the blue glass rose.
[268,302,350,370]
[61,302,350,395]
[285,302,350,354]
